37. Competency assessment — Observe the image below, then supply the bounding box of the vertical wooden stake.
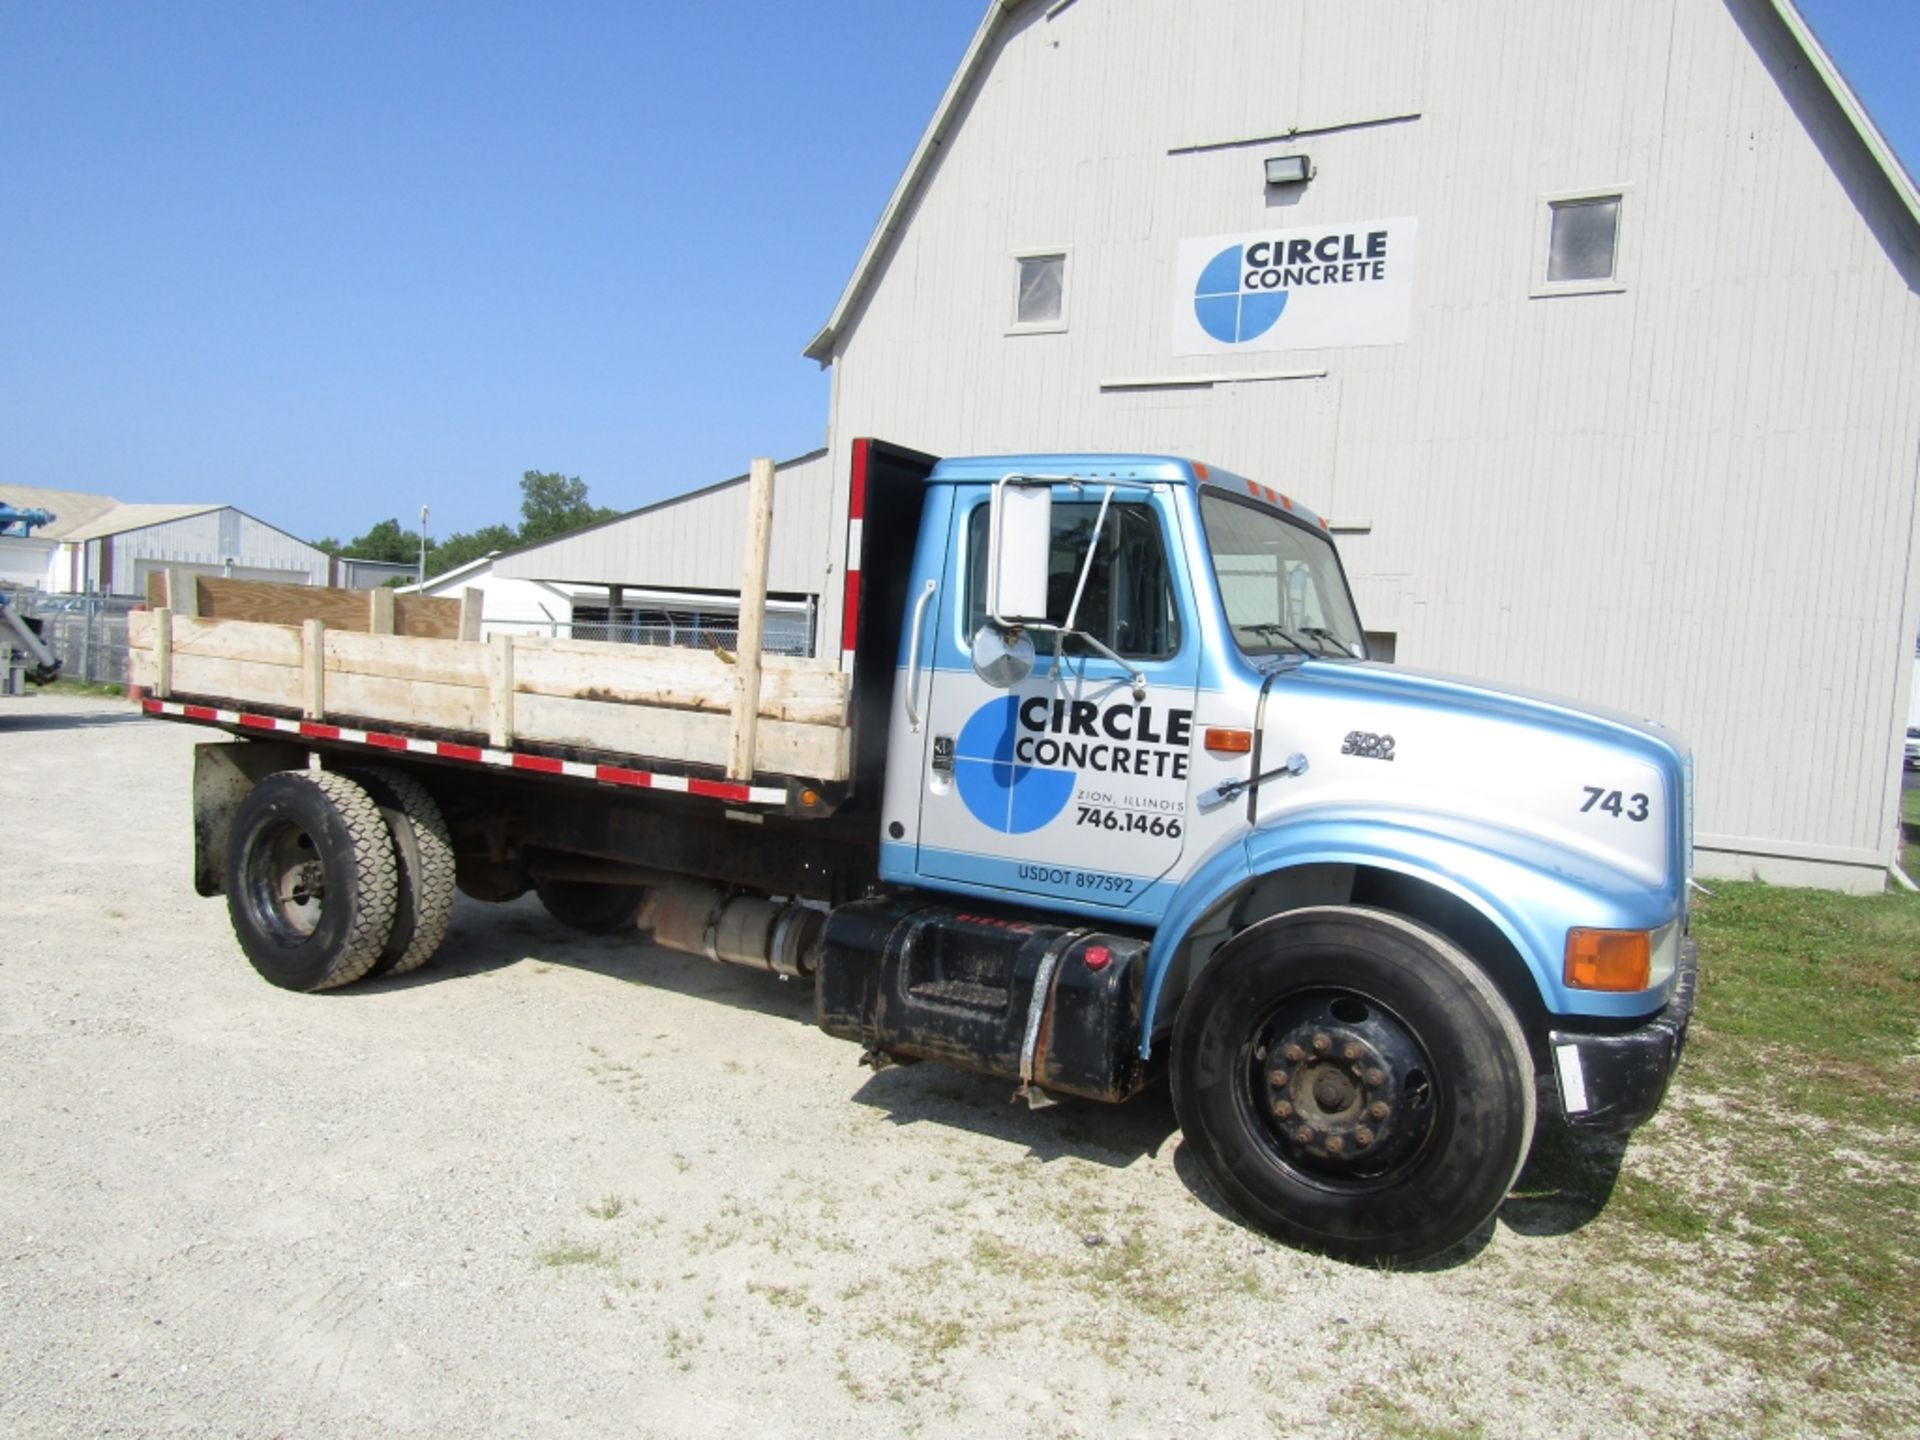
[489,632,515,748]
[728,457,776,781]
[458,587,484,643]
[302,619,326,720]
[368,585,396,635]
[165,567,200,619]
[153,606,174,699]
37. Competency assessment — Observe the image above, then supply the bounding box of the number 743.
[1582,786,1650,822]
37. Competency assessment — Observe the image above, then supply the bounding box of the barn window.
[1533,188,1630,297]
[1011,251,1068,330]
[1549,198,1620,282]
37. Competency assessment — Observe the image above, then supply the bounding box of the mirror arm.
[1032,623,1146,701]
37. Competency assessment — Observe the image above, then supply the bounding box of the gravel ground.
[0,692,1900,1437]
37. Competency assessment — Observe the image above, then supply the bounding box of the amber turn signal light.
[1204,728,1254,755]
[1564,928,1652,992]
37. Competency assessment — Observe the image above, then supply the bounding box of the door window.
[964,501,1180,661]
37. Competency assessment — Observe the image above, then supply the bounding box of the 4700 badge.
[1015,864,1138,895]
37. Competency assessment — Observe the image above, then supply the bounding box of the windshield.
[1200,491,1366,659]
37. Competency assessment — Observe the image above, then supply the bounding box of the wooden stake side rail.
[127,609,854,787]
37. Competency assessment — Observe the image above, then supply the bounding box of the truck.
[128,440,1695,1264]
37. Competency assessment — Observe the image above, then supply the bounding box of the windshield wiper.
[1239,622,1313,653]
[1299,626,1358,658]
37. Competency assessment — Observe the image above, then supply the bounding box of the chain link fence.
[8,594,140,687]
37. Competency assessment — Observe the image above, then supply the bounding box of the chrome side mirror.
[970,624,1035,689]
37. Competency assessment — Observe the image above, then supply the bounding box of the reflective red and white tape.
[140,698,786,806]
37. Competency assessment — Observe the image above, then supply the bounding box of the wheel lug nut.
[1369,1102,1390,1121]
[1366,1068,1386,1086]
[1355,1128,1375,1147]
[1311,1033,1331,1053]
[1274,1100,1294,1119]
[1295,1125,1315,1144]
[1343,1042,1362,1061]
[1284,1044,1306,1064]
[1269,1070,1290,1087]
[1325,1136,1345,1155]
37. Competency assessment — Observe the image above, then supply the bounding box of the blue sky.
[1,2,1914,548]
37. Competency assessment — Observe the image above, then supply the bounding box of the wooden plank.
[393,593,461,639]
[153,607,173,699]
[368,587,396,635]
[302,619,325,720]
[514,693,850,780]
[489,632,515,747]
[511,644,847,725]
[323,630,490,689]
[192,576,461,636]
[167,653,304,710]
[728,456,777,780]
[458,587,483,643]
[165,616,306,667]
[326,672,490,736]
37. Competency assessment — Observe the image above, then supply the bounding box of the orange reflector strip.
[1564,929,1652,992]
[1204,728,1254,754]
[1192,462,1209,481]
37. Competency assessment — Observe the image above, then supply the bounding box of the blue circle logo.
[953,697,1076,834]
[1194,244,1288,344]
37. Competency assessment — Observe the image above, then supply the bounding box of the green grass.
[43,677,133,700]
[537,1242,615,1269]
[1562,878,1920,1401]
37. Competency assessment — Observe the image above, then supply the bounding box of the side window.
[1010,250,1068,331]
[1532,188,1629,297]
[966,501,1180,660]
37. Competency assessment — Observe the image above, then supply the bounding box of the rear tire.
[342,767,455,978]
[1171,907,1535,1264]
[533,876,648,934]
[226,770,399,992]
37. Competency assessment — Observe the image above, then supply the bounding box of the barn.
[790,0,1920,893]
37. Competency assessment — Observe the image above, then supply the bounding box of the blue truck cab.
[818,450,1695,1263]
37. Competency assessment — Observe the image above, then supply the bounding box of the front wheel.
[1171,907,1534,1264]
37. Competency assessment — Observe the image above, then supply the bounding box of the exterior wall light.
[1265,154,1313,186]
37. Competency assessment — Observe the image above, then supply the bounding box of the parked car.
[1907,726,1920,770]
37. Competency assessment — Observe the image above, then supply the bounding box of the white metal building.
[486,450,829,655]
[0,485,332,597]
[792,0,1920,893]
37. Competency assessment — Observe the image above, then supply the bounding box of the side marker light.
[1205,728,1254,755]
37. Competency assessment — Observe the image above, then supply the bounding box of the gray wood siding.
[495,452,834,596]
[818,0,1920,884]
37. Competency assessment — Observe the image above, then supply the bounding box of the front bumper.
[1547,938,1697,1132]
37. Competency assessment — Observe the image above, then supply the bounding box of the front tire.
[1171,907,1534,1264]
[226,770,399,992]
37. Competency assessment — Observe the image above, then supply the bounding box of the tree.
[429,524,518,578]
[312,517,417,563]
[518,471,617,544]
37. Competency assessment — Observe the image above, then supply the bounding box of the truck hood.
[1255,660,1692,897]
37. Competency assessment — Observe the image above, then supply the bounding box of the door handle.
[904,579,937,732]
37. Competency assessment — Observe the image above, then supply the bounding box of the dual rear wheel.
[225,767,455,992]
